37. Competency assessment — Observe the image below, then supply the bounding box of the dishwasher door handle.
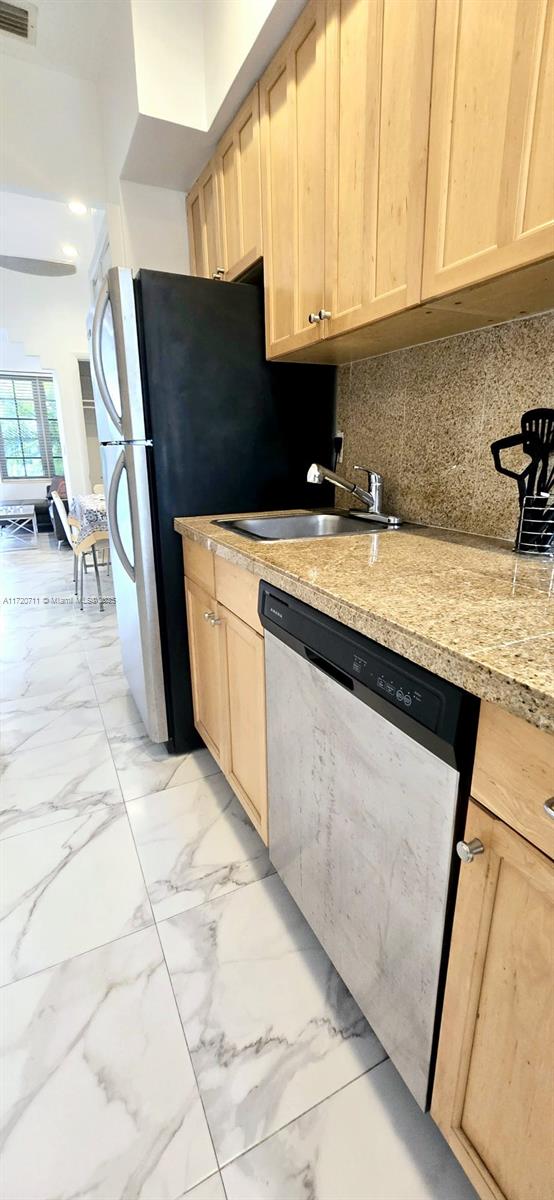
[304,647,354,691]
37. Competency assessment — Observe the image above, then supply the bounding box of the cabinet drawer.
[215,556,262,633]
[472,701,554,860]
[183,538,215,595]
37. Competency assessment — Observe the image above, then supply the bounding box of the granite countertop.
[174,512,554,732]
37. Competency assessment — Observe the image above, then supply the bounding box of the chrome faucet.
[307,463,402,527]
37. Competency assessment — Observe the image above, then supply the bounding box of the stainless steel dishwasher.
[259,582,478,1110]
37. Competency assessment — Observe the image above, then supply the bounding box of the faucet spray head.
[307,463,324,484]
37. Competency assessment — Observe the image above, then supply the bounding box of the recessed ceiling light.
[61,244,78,259]
[68,200,87,216]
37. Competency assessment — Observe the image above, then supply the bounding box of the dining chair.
[51,491,109,612]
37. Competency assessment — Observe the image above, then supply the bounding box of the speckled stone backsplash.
[336,312,554,540]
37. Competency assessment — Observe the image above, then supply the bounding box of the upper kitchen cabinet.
[423,0,554,300]
[215,85,263,281]
[323,0,435,337]
[260,0,327,357]
[186,158,223,280]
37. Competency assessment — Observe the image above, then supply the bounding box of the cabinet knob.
[456,838,485,864]
[544,797,554,820]
[203,610,214,621]
[208,614,221,627]
[308,312,321,324]
[318,309,332,320]
[212,268,225,280]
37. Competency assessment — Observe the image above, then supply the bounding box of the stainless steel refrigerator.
[89,267,334,753]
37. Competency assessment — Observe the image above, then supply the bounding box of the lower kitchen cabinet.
[183,543,268,844]
[184,576,224,764]
[432,799,554,1200]
[219,605,268,843]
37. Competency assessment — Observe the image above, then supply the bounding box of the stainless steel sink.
[213,511,394,541]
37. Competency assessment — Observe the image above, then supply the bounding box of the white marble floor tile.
[85,640,124,681]
[159,873,386,1165]
[92,672,145,736]
[92,670,134,704]
[0,606,78,632]
[0,622,81,664]
[0,729,123,839]
[0,649,91,701]
[0,807,152,984]
[110,730,219,802]
[75,597,118,625]
[100,690,145,737]
[0,684,103,755]
[222,1061,478,1200]
[76,618,120,650]
[183,1174,227,1200]
[127,773,275,920]
[0,927,217,1200]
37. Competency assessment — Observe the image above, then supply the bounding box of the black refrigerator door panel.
[136,270,335,754]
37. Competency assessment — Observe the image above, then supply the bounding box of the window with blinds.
[0,374,64,479]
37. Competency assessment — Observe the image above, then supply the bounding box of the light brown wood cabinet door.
[323,0,435,337]
[186,159,224,279]
[423,0,554,300]
[432,800,554,1200]
[186,180,205,277]
[220,605,268,844]
[216,85,263,281]
[260,0,326,358]
[184,577,224,764]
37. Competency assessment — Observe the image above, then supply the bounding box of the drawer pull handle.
[457,838,485,864]
[544,797,554,820]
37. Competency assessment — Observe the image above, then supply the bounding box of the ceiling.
[0,0,115,81]
[0,193,97,274]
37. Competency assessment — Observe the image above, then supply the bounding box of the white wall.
[84,406,103,489]
[131,0,206,128]
[119,181,189,273]
[202,0,276,124]
[98,0,140,204]
[106,181,189,274]
[0,56,106,205]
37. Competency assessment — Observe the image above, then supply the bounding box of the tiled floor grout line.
[117,765,222,805]
[0,550,159,998]
[149,925,223,1193]
[138,846,224,1189]
[100,705,227,1191]
[149,858,275,924]
[0,919,157,992]
[0,798,125,844]
[218,1055,390,1176]
[152,873,389,1178]
[119,764,365,1186]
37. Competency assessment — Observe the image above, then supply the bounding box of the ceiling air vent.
[0,1,37,43]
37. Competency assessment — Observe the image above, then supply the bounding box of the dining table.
[69,493,108,548]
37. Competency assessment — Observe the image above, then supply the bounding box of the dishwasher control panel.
[259,581,467,743]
